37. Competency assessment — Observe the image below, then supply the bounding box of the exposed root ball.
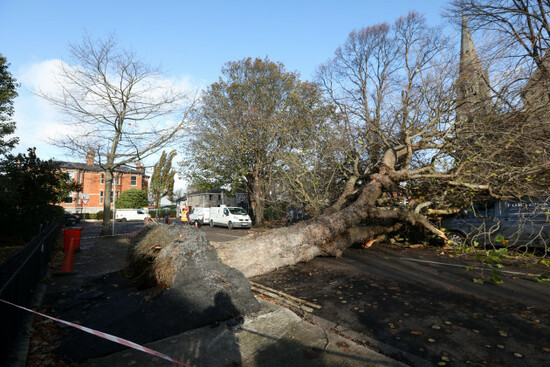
[125,224,260,317]
[126,225,210,288]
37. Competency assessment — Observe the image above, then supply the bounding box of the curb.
[295,307,430,366]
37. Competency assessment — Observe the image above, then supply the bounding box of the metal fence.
[0,220,62,364]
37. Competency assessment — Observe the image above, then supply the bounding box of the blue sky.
[0,0,451,182]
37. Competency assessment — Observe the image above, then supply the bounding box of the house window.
[100,191,103,204]
[131,176,137,186]
[63,193,74,204]
[68,171,75,181]
[100,173,104,185]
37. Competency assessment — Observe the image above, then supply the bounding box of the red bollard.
[58,238,76,274]
[63,227,83,252]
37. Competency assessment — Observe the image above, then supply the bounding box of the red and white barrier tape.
[0,298,191,366]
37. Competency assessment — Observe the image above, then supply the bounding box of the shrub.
[115,189,149,209]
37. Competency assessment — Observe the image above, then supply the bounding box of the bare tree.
[448,1,550,112]
[448,1,549,65]
[38,34,196,234]
[443,1,550,202]
[204,13,460,276]
[207,10,550,276]
[316,12,454,211]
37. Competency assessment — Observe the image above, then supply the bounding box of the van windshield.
[229,208,247,215]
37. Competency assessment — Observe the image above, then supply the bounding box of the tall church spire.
[521,51,550,111]
[456,15,492,121]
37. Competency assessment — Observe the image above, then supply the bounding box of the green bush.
[0,150,80,241]
[115,189,149,209]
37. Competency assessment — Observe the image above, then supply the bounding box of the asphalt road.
[84,218,250,243]
[251,244,550,366]
[74,220,550,365]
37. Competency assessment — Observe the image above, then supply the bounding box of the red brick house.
[59,151,149,214]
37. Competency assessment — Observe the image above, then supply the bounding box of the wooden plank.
[251,281,321,310]
[251,285,314,313]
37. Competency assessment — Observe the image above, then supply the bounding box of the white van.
[189,207,211,226]
[115,208,150,222]
[209,206,252,229]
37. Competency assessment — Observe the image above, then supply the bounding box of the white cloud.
[12,59,68,159]
[12,59,201,162]
[11,59,197,191]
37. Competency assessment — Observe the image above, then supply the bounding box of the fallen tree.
[181,11,550,279]
[214,147,447,278]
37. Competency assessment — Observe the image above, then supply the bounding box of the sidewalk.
[44,222,406,366]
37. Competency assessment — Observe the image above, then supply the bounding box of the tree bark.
[101,169,114,236]
[250,170,266,226]
[213,146,447,278]
[213,171,389,277]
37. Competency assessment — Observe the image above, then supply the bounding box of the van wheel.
[210,220,215,227]
[228,221,233,230]
[447,232,466,247]
[121,218,127,222]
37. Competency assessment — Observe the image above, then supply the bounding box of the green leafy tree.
[149,150,176,215]
[115,188,149,209]
[0,148,81,242]
[0,53,19,155]
[187,57,331,225]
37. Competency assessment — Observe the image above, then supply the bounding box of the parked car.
[441,198,550,247]
[209,206,252,229]
[64,213,80,227]
[115,208,150,222]
[189,207,211,227]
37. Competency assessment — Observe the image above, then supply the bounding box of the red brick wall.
[60,168,149,214]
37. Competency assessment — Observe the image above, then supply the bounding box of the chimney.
[135,162,145,173]
[86,150,95,166]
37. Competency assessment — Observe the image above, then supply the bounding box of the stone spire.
[456,15,492,121]
[521,51,550,111]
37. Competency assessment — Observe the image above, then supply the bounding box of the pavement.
[36,222,406,367]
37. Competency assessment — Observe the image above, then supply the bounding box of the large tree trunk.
[250,173,266,226]
[213,172,388,277]
[101,169,114,236]
[213,150,446,278]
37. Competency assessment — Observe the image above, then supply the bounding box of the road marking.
[400,257,542,277]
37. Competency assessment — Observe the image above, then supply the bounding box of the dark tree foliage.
[0,149,81,243]
[0,53,19,155]
[188,57,331,225]
[115,188,149,209]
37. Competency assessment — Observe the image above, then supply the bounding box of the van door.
[463,201,501,246]
[500,200,550,246]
